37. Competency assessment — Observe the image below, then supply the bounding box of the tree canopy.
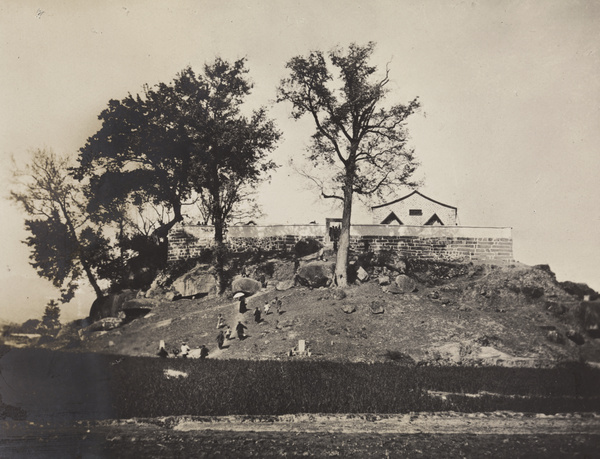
[76,58,280,291]
[278,42,420,286]
[10,149,109,301]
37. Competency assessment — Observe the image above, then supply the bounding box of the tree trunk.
[212,201,227,295]
[335,167,354,287]
[152,200,184,240]
[60,204,104,299]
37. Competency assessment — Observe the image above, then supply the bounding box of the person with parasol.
[233,291,247,313]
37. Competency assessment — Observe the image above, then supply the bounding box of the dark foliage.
[41,300,61,333]
[294,238,323,258]
[76,60,280,294]
[405,259,472,286]
[108,357,600,418]
[560,281,599,301]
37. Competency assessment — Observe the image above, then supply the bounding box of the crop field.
[109,356,600,418]
[3,349,600,456]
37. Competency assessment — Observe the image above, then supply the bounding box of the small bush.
[294,238,323,258]
[384,351,416,365]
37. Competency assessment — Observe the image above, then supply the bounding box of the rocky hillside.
[40,249,600,367]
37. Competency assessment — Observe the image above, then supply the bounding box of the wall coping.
[171,223,512,239]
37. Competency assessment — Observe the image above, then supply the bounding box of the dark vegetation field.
[109,356,600,418]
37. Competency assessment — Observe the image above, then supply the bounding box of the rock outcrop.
[369,301,385,314]
[231,276,262,295]
[89,290,137,322]
[394,275,417,293]
[275,279,295,291]
[171,264,218,298]
[296,261,336,288]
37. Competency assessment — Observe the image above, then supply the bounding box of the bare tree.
[278,42,420,286]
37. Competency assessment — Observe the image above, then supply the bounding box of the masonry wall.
[168,223,513,265]
[168,225,325,261]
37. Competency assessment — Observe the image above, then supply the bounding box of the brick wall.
[168,224,325,262]
[168,223,514,264]
[349,235,513,264]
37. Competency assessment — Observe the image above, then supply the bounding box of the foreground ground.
[2,414,600,458]
[3,261,600,457]
[1,347,599,457]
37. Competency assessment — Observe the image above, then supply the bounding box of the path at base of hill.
[2,413,600,458]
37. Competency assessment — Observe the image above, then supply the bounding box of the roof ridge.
[371,190,457,211]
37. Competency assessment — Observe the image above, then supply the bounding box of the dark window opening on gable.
[424,213,444,226]
[381,212,403,225]
[409,209,422,216]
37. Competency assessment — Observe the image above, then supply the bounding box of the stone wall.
[168,224,325,262]
[347,225,513,264]
[168,223,514,264]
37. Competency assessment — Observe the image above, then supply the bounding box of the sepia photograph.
[1,0,599,456]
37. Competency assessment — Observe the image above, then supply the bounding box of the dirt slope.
[54,261,600,366]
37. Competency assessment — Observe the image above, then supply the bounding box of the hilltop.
[39,254,600,367]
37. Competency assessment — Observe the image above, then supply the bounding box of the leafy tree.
[41,299,61,332]
[77,59,280,292]
[76,78,194,240]
[178,60,280,290]
[278,42,420,287]
[10,149,108,300]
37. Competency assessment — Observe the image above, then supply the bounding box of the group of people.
[215,313,248,348]
[252,296,283,323]
[157,340,209,359]
[156,294,285,359]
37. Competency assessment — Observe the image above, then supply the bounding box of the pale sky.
[1,0,599,323]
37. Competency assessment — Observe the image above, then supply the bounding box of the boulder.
[171,264,217,298]
[546,330,565,344]
[378,275,390,286]
[476,346,514,364]
[87,317,123,332]
[566,329,585,345]
[522,286,544,301]
[296,261,336,288]
[332,289,347,300]
[370,301,385,314]
[121,298,159,310]
[395,275,417,293]
[232,276,262,296]
[272,260,296,281]
[428,290,440,300]
[383,284,404,295]
[143,271,170,298]
[89,290,137,322]
[341,304,355,314]
[120,298,158,321]
[545,301,567,316]
[276,279,295,291]
[432,343,462,363]
[394,260,407,274]
[356,266,369,282]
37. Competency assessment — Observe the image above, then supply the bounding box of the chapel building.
[371,190,458,226]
